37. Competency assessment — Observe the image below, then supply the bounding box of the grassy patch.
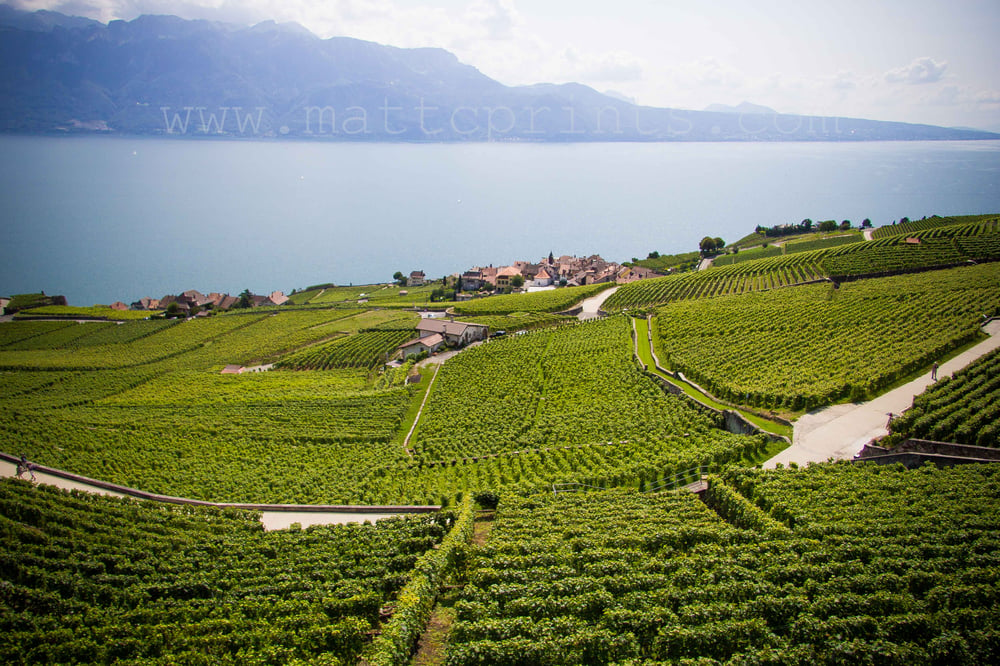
[633,317,793,440]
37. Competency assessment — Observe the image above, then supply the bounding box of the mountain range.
[1,7,997,142]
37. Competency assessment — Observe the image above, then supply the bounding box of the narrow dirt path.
[764,320,1000,468]
[410,510,495,666]
[403,364,441,455]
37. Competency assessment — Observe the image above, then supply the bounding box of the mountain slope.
[1,8,997,142]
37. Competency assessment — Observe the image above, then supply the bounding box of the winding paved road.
[577,286,618,320]
[764,320,1000,468]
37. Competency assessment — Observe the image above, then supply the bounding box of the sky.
[5,0,1000,131]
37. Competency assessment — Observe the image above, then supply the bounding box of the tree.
[900,216,910,224]
[802,219,813,230]
[862,218,872,228]
[713,238,725,252]
[392,271,406,287]
[236,289,253,309]
[840,219,852,230]
[647,251,660,259]
[699,236,717,256]
[818,220,838,232]
[511,275,525,289]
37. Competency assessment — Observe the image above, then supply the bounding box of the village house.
[480,266,499,287]
[495,266,523,290]
[397,333,445,359]
[416,318,489,346]
[409,271,426,286]
[461,270,485,291]
[532,266,556,287]
[109,301,128,311]
[617,266,661,283]
[130,296,160,310]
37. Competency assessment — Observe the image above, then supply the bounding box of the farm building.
[415,319,488,346]
[398,333,445,359]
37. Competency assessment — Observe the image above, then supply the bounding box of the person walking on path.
[931,362,939,381]
[16,453,36,482]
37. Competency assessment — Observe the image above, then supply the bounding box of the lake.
[1,135,999,306]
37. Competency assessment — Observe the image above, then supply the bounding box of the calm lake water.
[1,135,999,306]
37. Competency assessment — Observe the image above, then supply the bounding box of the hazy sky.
[7,0,1000,130]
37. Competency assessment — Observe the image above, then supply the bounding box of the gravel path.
[0,460,434,531]
[577,286,618,319]
[764,320,1000,468]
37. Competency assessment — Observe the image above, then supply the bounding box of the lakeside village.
[2,252,658,318]
[1,253,665,370]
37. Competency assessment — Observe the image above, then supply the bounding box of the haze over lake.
[2,135,999,307]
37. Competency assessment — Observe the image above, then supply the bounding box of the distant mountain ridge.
[1,7,997,142]
[703,102,779,115]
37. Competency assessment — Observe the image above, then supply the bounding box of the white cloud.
[830,70,857,91]
[884,57,948,85]
[671,58,745,90]
[926,85,961,106]
[466,0,520,41]
[974,90,1000,106]
[556,47,643,83]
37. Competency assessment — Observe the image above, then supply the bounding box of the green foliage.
[784,231,863,254]
[651,264,1000,411]
[886,346,1000,447]
[412,317,729,460]
[452,284,612,316]
[277,329,414,370]
[389,317,763,502]
[5,292,65,312]
[448,463,1000,664]
[872,213,1000,239]
[711,244,783,266]
[630,250,700,273]
[459,312,575,334]
[14,305,163,320]
[605,223,1000,312]
[703,476,792,537]
[0,478,453,665]
[365,499,476,665]
[303,283,442,307]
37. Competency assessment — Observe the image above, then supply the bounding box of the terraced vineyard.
[449,462,1000,664]
[871,213,1000,238]
[460,312,575,334]
[605,221,1000,311]
[13,305,163,320]
[411,316,749,461]
[381,316,767,505]
[277,329,415,370]
[0,308,430,504]
[0,478,454,665]
[5,216,1000,665]
[606,252,828,311]
[451,283,612,316]
[652,263,1000,411]
[290,283,442,307]
[784,231,864,254]
[885,346,1000,448]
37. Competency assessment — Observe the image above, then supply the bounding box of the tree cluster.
[699,236,726,257]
